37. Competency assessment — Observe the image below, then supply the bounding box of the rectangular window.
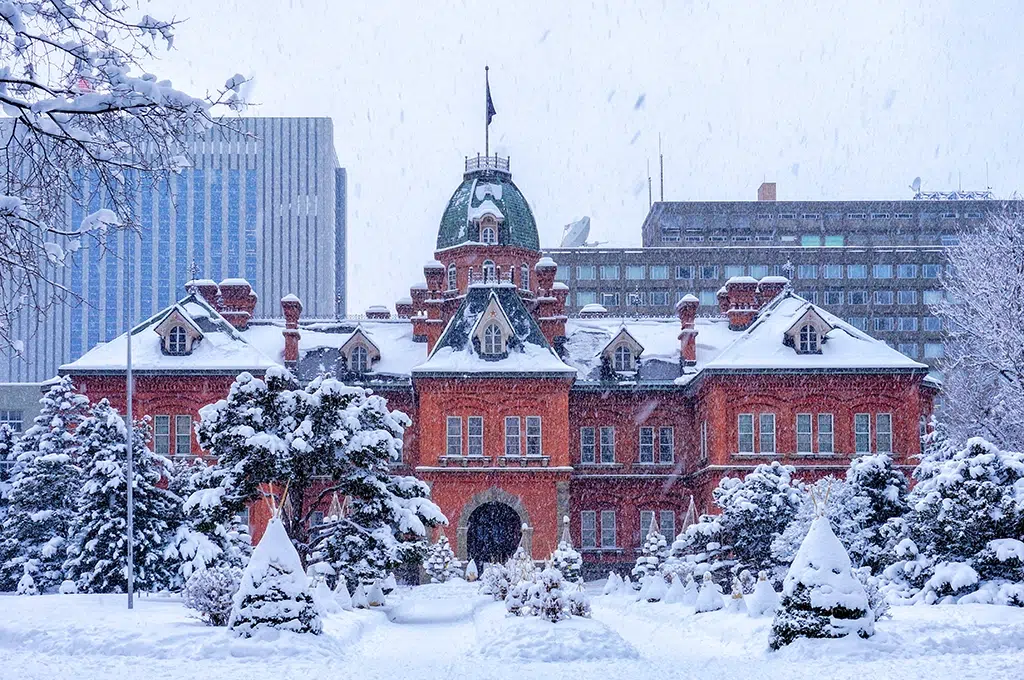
[922,264,942,279]
[874,317,895,331]
[601,292,620,307]
[796,413,813,454]
[0,410,23,431]
[700,265,719,280]
[824,290,844,306]
[817,414,834,454]
[577,265,596,280]
[468,416,484,456]
[660,510,676,539]
[738,413,754,453]
[576,291,597,306]
[923,290,944,305]
[899,317,919,331]
[526,416,542,456]
[600,427,616,463]
[941,234,960,245]
[798,264,817,279]
[801,234,823,246]
[676,265,694,280]
[659,427,674,464]
[923,316,942,332]
[898,290,918,305]
[626,291,645,306]
[759,413,776,453]
[639,427,654,464]
[847,264,868,279]
[154,415,170,455]
[580,427,596,464]
[802,291,818,304]
[924,343,945,358]
[749,265,769,279]
[724,265,745,278]
[555,265,569,282]
[650,265,669,280]
[848,290,868,305]
[174,415,192,456]
[849,317,869,331]
[649,291,670,306]
[600,510,616,548]
[699,290,718,307]
[899,343,919,358]
[875,290,894,305]
[504,416,521,457]
[626,265,645,280]
[446,416,463,456]
[662,231,681,243]
[876,413,893,453]
[898,264,918,279]
[581,511,597,549]
[824,235,845,247]
[855,413,871,453]
[599,265,620,280]
[823,264,843,279]
[873,264,893,279]
[640,510,655,539]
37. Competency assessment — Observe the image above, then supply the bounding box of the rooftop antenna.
[659,134,664,202]
[647,159,652,210]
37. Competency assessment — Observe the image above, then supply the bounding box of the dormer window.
[483,323,503,355]
[339,329,381,376]
[612,344,634,371]
[168,326,188,355]
[481,226,497,245]
[447,263,457,291]
[350,345,369,373]
[799,324,819,353]
[483,260,496,283]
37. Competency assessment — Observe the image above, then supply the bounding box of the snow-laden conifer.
[423,533,462,583]
[16,564,37,595]
[550,516,583,584]
[631,515,668,584]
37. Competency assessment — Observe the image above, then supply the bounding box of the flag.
[486,72,497,126]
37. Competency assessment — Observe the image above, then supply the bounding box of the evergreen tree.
[0,423,18,517]
[423,533,461,583]
[845,453,908,571]
[64,402,178,593]
[550,515,583,583]
[769,516,874,650]
[0,376,88,590]
[631,516,668,583]
[525,567,571,622]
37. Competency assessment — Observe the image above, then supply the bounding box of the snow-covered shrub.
[854,566,889,620]
[663,575,686,604]
[16,565,38,595]
[58,579,77,594]
[367,580,386,607]
[480,562,511,601]
[526,567,570,623]
[769,516,874,650]
[506,544,536,585]
[882,438,1024,603]
[695,572,724,613]
[631,519,668,584]
[182,566,242,626]
[725,577,746,613]
[550,516,583,584]
[334,578,353,610]
[639,572,667,603]
[351,583,369,610]
[229,517,321,637]
[566,584,592,618]
[423,533,461,583]
[601,571,622,596]
[465,559,479,582]
[505,579,529,616]
[381,572,398,593]
[746,570,780,617]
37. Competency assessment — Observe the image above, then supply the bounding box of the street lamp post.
[124,228,135,610]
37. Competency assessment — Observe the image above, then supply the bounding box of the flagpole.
[485,65,490,158]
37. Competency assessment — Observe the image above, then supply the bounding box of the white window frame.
[817,413,834,454]
[798,324,818,353]
[446,416,462,456]
[738,413,754,454]
[855,413,871,453]
[640,510,655,539]
[174,415,192,456]
[504,416,521,457]
[796,413,813,454]
[468,416,483,457]
[168,326,188,355]
[876,413,893,453]
[520,263,529,290]
[482,323,503,355]
[659,427,674,464]
[447,263,457,290]
[154,415,170,455]
[350,345,369,373]
[660,510,675,539]
[599,426,616,464]
[600,510,616,548]
[581,510,597,549]
[481,226,497,245]
[0,409,24,431]
[526,416,542,456]
[580,426,595,464]
[482,259,496,282]
[700,419,708,462]
[612,344,633,371]
[638,427,654,464]
[759,413,776,453]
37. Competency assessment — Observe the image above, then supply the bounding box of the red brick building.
[62,155,937,576]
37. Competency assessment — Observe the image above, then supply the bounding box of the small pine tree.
[480,562,511,601]
[17,564,38,595]
[769,516,874,650]
[632,516,668,583]
[506,538,536,585]
[229,516,321,637]
[423,533,461,583]
[550,516,583,584]
[0,423,18,516]
[64,402,178,593]
[526,567,570,623]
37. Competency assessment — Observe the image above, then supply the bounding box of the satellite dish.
[560,216,591,247]
[910,177,922,193]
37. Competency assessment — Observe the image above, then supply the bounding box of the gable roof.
[60,294,280,375]
[413,284,575,377]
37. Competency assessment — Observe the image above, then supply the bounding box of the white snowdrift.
[477,613,639,662]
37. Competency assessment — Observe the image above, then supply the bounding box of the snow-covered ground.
[3,581,1024,680]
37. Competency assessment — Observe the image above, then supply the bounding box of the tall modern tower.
[0,116,347,384]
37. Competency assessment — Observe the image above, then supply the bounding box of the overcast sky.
[148,0,1022,314]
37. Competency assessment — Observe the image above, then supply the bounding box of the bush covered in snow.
[423,533,461,583]
[504,566,590,622]
[769,516,874,650]
[746,570,780,617]
[631,519,668,584]
[182,566,242,626]
[694,572,724,613]
[882,437,1024,604]
[506,544,536,585]
[16,565,38,595]
[550,516,583,584]
[480,562,511,601]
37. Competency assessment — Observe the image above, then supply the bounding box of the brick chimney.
[717,287,730,315]
[366,305,391,319]
[395,297,413,319]
[757,182,776,201]
[724,276,759,330]
[218,278,258,330]
[756,276,789,308]
[189,279,220,306]
[280,294,302,368]
[675,294,700,365]
[422,261,449,353]
[533,257,566,344]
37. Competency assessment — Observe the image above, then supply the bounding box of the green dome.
[436,162,539,251]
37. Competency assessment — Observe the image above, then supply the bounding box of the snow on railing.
[465,153,511,174]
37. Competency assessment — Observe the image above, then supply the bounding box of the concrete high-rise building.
[1,117,347,388]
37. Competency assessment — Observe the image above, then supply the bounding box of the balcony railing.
[465,153,511,174]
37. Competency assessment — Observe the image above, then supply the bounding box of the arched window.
[613,344,633,371]
[481,226,497,245]
[798,324,819,353]
[447,263,457,291]
[168,326,188,355]
[520,263,530,290]
[483,260,496,283]
[483,323,503,355]
[350,346,369,373]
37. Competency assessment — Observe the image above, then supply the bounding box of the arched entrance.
[467,502,522,565]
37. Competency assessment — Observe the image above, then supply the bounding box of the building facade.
[546,186,1022,368]
[61,159,936,579]
[1,117,347,388]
